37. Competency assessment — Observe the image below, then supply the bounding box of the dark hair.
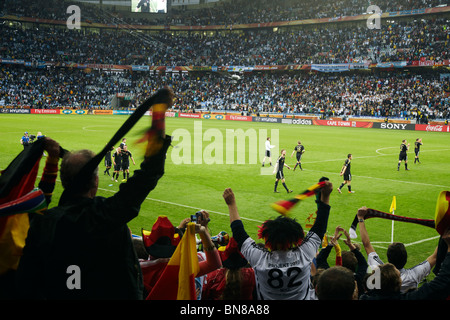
[342,251,358,273]
[316,266,356,300]
[60,149,98,195]
[132,238,149,260]
[379,263,401,294]
[387,242,407,269]
[258,216,304,251]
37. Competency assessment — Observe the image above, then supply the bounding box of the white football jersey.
[240,232,321,300]
[367,251,431,293]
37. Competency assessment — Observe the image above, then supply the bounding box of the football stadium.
[0,0,450,305]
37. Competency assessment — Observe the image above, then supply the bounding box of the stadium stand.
[0,0,449,118]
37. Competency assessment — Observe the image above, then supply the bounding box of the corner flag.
[390,196,396,243]
[390,196,396,213]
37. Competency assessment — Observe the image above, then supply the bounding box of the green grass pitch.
[2,114,450,276]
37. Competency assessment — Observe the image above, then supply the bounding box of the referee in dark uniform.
[274,149,293,193]
[398,139,410,171]
[291,141,305,171]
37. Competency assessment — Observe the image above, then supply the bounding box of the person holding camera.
[140,210,222,300]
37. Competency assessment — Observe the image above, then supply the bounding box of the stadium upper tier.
[1,0,449,27]
[0,16,449,66]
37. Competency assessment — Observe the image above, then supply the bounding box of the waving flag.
[136,101,171,158]
[147,222,200,300]
[0,139,52,275]
[0,188,46,218]
[435,191,450,236]
[271,181,326,216]
[59,88,173,205]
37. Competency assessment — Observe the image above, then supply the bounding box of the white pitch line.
[82,125,111,132]
[375,146,398,155]
[350,235,440,250]
[97,187,264,223]
[376,147,450,155]
[302,168,450,189]
[404,235,441,247]
[302,148,450,164]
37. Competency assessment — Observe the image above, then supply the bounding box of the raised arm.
[196,224,222,277]
[223,188,249,247]
[357,206,376,255]
[223,188,240,223]
[310,180,332,239]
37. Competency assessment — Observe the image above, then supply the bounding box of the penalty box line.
[302,168,450,189]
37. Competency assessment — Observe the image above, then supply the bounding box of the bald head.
[60,149,98,197]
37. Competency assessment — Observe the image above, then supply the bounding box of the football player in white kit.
[223,178,333,300]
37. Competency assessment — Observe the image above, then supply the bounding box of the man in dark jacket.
[16,135,172,299]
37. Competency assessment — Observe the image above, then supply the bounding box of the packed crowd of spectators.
[0,67,134,109]
[0,1,449,119]
[1,65,449,120]
[1,0,449,26]
[167,0,450,26]
[1,17,449,66]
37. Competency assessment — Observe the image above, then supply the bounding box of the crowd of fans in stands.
[2,0,449,26]
[1,66,449,120]
[1,17,448,66]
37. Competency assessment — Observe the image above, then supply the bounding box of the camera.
[190,211,202,222]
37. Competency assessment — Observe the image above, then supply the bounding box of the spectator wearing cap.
[202,237,256,300]
[140,215,183,298]
[140,214,222,299]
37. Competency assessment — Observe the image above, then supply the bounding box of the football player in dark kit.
[291,140,305,171]
[338,153,355,194]
[274,149,293,193]
[104,145,114,176]
[112,146,123,182]
[398,139,410,171]
[414,138,423,164]
[120,145,135,182]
